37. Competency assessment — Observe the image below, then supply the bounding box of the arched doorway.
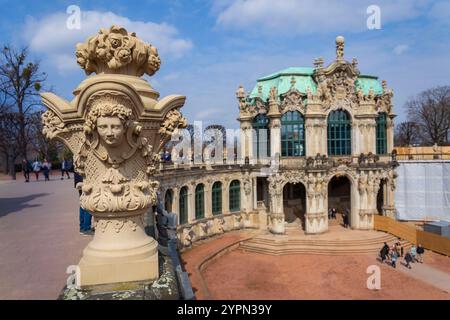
[377,179,387,215]
[283,182,306,229]
[328,176,351,227]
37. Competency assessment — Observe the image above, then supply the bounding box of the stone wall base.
[58,254,179,300]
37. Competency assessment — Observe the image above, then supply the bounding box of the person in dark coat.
[416,244,425,263]
[404,251,413,269]
[380,242,389,263]
[22,159,31,182]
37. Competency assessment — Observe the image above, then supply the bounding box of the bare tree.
[0,45,47,178]
[394,121,420,147]
[0,46,47,158]
[406,86,450,145]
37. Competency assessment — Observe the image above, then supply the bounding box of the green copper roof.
[249,67,383,102]
[249,67,317,101]
[355,75,383,95]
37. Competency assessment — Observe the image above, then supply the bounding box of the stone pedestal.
[78,213,158,286]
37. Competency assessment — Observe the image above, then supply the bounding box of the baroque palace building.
[156,37,398,250]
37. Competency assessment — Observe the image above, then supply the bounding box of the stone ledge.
[58,253,179,300]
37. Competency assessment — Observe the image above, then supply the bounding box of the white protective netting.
[395,161,450,221]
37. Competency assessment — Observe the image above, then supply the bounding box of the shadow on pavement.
[0,193,48,218]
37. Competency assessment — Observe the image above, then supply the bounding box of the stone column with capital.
[41,25,187,287]
[267,174,285,234]
[267,86,281,159]
[305,172,328,234]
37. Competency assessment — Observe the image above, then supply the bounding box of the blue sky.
[1,0,449,129]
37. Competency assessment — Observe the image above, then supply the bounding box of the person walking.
[42,159,51,181]
[22,159,31,182]
[397,240,404,257]
[380,242,390,263]
[343,208,350,228]
[331,207,337,220]
[74,171,92,236]
[410,244,417,263]
[32,159,41,181]
[61,158,71,180]
[391,250,398,268]
[404,251,413,269]
[416,244,425,263]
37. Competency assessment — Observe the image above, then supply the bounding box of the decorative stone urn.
[41,26,187,286]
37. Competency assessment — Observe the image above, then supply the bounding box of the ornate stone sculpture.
[76,25,161,76]
[41,25,187,287]
[335,36,345,60]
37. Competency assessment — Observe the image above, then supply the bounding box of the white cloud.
[215,0,431,35]
[394,44,409,55]
[23,10,193,73]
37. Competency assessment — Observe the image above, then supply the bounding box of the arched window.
[252,114,270,159]
[229,180,241,212]
[164,189,173,212]
[327,109,351,156]
[212,181,222,215]
[376,112,387,154]
[281,111,305,156]
[195,184,205,219]
[179,186,188,224]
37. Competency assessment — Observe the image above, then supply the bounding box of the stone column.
[242,173,253,214]
[305,172,328,234]
[387,116,395,154]
[41,25,187,287]
[172,187,180,219]
[305,117,326,157]
[368,119,377,155]
[188,184,196,223]
[267,175,285,234]
[269,118,281,159]
[222,179,230,214]
[239,119,253,164]
[204,182,213,218]
[355,170,379,230]
[383,176,396,218]
[267,95,281,159]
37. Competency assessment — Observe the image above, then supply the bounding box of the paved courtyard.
[0,172,91,299]
[182,232,450,300]
[1,172,449,300]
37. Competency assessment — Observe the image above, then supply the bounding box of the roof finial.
[236,85,246,99]
[290,76,296,88]
[313,57,324,69]
[336,36,345,60]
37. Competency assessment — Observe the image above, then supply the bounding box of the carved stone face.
[97,116,125,147]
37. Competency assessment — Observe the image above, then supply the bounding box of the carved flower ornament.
[76,25,161,76]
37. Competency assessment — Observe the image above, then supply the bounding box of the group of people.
[21,158,72,182]
[328,207,350,228]
[160,150,172,162]
[379,241,425,269]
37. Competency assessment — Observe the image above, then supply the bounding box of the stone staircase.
[240,225,411,256]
